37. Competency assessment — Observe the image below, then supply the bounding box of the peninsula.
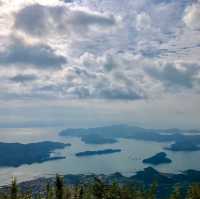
[0,141,70,167]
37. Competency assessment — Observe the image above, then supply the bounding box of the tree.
[146,181,157,199]
[46,182,54,199]
[170,186,181,199]
[107,182,121,199]
[64,186,72,199]
[10,177,18,199]
[187,184,200,199]
[92,177,105,199]
[55,174,64,199]
[79,186,84,199]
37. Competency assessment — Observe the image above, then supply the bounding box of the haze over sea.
[0,126,200,186]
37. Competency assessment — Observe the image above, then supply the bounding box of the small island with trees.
[166,141,200,151]
[143,152,172,165]
[76,149,122,157]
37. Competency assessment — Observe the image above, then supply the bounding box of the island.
[143,152,172,165]
[59,125,200,151]
[0,141,71,167]
[81,134,117,144]
[75,149,122,157]
[165,141,200,151]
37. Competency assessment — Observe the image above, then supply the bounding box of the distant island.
[76,149,121,157]
[0,141,70,167]
[81,134,117,144]
[166,141,200,151]
[143,152,172,165]
[59,125,200,151]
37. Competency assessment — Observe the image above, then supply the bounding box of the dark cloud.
[146,63,200,89]
[98,87,143,100]
[68,86,90,98]
[14,4,118,37]
[14,4,64,37]
[10,74,38,83]
[38,85,61,92]
[0,38,67,69]
[61,0,74,3]
[67,84,142,100]
[61,0,72,2]
[73,67,97,79]
[103,54,117,71]
[152,0,173,4]
[140,47,162,58]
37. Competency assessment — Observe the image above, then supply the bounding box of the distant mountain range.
[59,125,200,151]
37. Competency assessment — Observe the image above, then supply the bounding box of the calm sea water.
[0,127,200,186]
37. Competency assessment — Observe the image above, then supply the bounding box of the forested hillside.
[1,175,200,199]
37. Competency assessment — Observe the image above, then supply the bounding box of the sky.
[0,0,200,129]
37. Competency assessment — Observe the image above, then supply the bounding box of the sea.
[0,127,200,186]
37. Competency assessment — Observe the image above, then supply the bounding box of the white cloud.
[136,12,152,31]
[183,2,200,30]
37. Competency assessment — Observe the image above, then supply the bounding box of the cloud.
[62,0,73,3]
[98,87,143,100]
[146,62,200,89]
[102,53,119,71]
[9,74,38,83]
[67,86,90,99]
[183,2,200,30]
[136,12,152,31]
[14,4,119,37]
[0,0,199,103]
[0,37,67,69]
[152,0,173,4]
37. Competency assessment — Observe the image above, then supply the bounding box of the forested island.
[166,141,200,151]
[0,141,70,167]
[81,134,117,144]
[76,149,121,157]
[143,152,172,165]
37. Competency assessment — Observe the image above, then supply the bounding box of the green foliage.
[46,182,53,199]
[92,177,105,199]
[169,186,181,199]
[145,181,157,199]
[187,184,200,199]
